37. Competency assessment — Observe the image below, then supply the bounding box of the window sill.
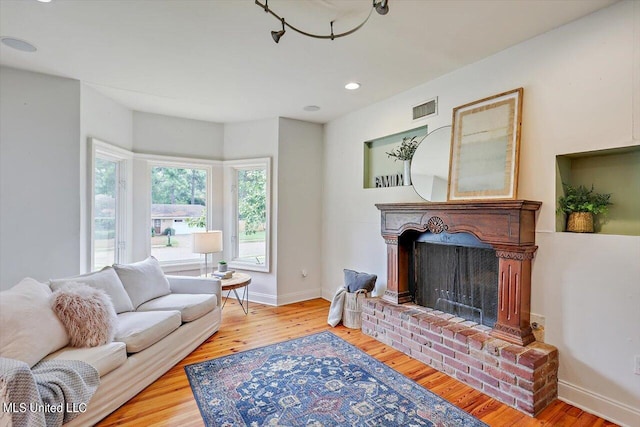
[229,261,270,273]
[161,261,201,273]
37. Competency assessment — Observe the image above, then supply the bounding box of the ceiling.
[0,0,617,124]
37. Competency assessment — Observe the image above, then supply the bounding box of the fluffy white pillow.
[50,267,134,314]
[114,256,171,309]
[0,278,69,367]
[51,282,117,347]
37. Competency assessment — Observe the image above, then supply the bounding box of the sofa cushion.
[50,267,134,314]
[0,278,69,367]
[137,293,217,322]
[44,342,127,377]
[115,311,181,353]
[51,282,118,347]
[114,257,171,309]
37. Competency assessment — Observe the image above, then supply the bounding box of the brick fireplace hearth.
[367,201,558,416]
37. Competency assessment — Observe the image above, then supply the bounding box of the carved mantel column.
[382,236,412,304]
[491,246,538,346]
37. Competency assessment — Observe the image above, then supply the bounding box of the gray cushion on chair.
[343,269,377,293]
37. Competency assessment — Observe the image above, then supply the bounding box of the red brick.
[379,319,394,332]
[412,350,431,366]
[432,343,456,359]
[456,371,484,390]
[403,337,423,353]
[430,360,444,371]
[455,328,479,344]
[422,346,444,363]
[484,384,515,406]
[501,345,527,363]
[411,333,429,347]
[518,349,548,369]
[389,316,403,326]
[455,351,484,370]
[510,385,533,402]
[387,330,401,344]
[486,339,510,356]
[470,349,499,367]
[484,365,517,385]
[469,367,500,388]
[398,327,412,339]
[443,338,470,354]
[391,340,410,355]
[429,319,451,333]
[444,356,470,373]
[443,364,457,376]
[501,361,534,381]
[442,324,466,339]
[422,329,443,345]
[469,333,490,350]
[517,376,547,392]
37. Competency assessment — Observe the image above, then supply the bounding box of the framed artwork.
[448,88,523,201]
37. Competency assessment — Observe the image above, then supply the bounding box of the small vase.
[566,212,594,233]
[403,160,411,186]
[218,263,228,272]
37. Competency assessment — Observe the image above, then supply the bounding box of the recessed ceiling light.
[303,105,320,112]
[37,0,52,3]
[1,37,37,52]
[345,82,361,90]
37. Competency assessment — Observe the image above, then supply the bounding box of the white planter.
[403,160,412,186]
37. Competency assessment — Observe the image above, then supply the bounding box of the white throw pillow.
[0,277,69,367]
[114,256,171,309]
[50,267,134,314]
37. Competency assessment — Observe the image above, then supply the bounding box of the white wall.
[223,118,279,304]
[0,67,81,288]
[80,84,133,272]
[322,2,639,425]
[133,111,224,159]
[276,118,323,304]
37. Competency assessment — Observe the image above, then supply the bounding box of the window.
[91,139,131,271]
[149,163,211,265]
[226,158,271,272]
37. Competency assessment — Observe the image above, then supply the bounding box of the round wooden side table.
[220,272,251,314]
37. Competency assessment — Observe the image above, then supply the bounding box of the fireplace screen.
[412,238,498,327]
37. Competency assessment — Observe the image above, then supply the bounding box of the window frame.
[224,157,271,273]
[89,139,133,271]
[142,155,215,270]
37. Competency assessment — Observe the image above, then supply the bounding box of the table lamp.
[192,230,223,276]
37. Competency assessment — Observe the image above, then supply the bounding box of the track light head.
[374,0,389,15]
[272,29,285,43]
[272,18,286,43]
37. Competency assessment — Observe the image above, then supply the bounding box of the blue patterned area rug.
[185,331,486,426]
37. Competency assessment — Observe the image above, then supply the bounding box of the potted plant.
[557,184,612,233]
[218,260,228,272]
[386,136,420,186]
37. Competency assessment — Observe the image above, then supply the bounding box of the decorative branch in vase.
[386,136,420,186]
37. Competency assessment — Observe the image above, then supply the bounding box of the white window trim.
[89,138,133,271]
[140,153,219,270]
[224,157,271,273]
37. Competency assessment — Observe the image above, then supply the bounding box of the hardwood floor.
[98,299,617,427]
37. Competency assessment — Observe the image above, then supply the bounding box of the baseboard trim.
[247,291,277,306]
[277,289,322,306]
[558,380,640,427]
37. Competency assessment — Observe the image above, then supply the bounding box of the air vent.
[413,98,437,120]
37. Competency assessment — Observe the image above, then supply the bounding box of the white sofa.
[0,258,222,426]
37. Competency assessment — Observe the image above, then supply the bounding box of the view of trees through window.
[236,168,267,265]
[94,157,118,269]
[151,166,207,263]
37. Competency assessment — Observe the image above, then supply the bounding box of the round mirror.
[411,125,452,201]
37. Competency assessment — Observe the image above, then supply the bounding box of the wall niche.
[555,145,640,236]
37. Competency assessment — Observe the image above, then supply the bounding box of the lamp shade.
[192,230,223,254]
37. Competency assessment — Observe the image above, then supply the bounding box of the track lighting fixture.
[255,0,390,44]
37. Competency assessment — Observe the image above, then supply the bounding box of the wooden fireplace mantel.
[376,200,541,346]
